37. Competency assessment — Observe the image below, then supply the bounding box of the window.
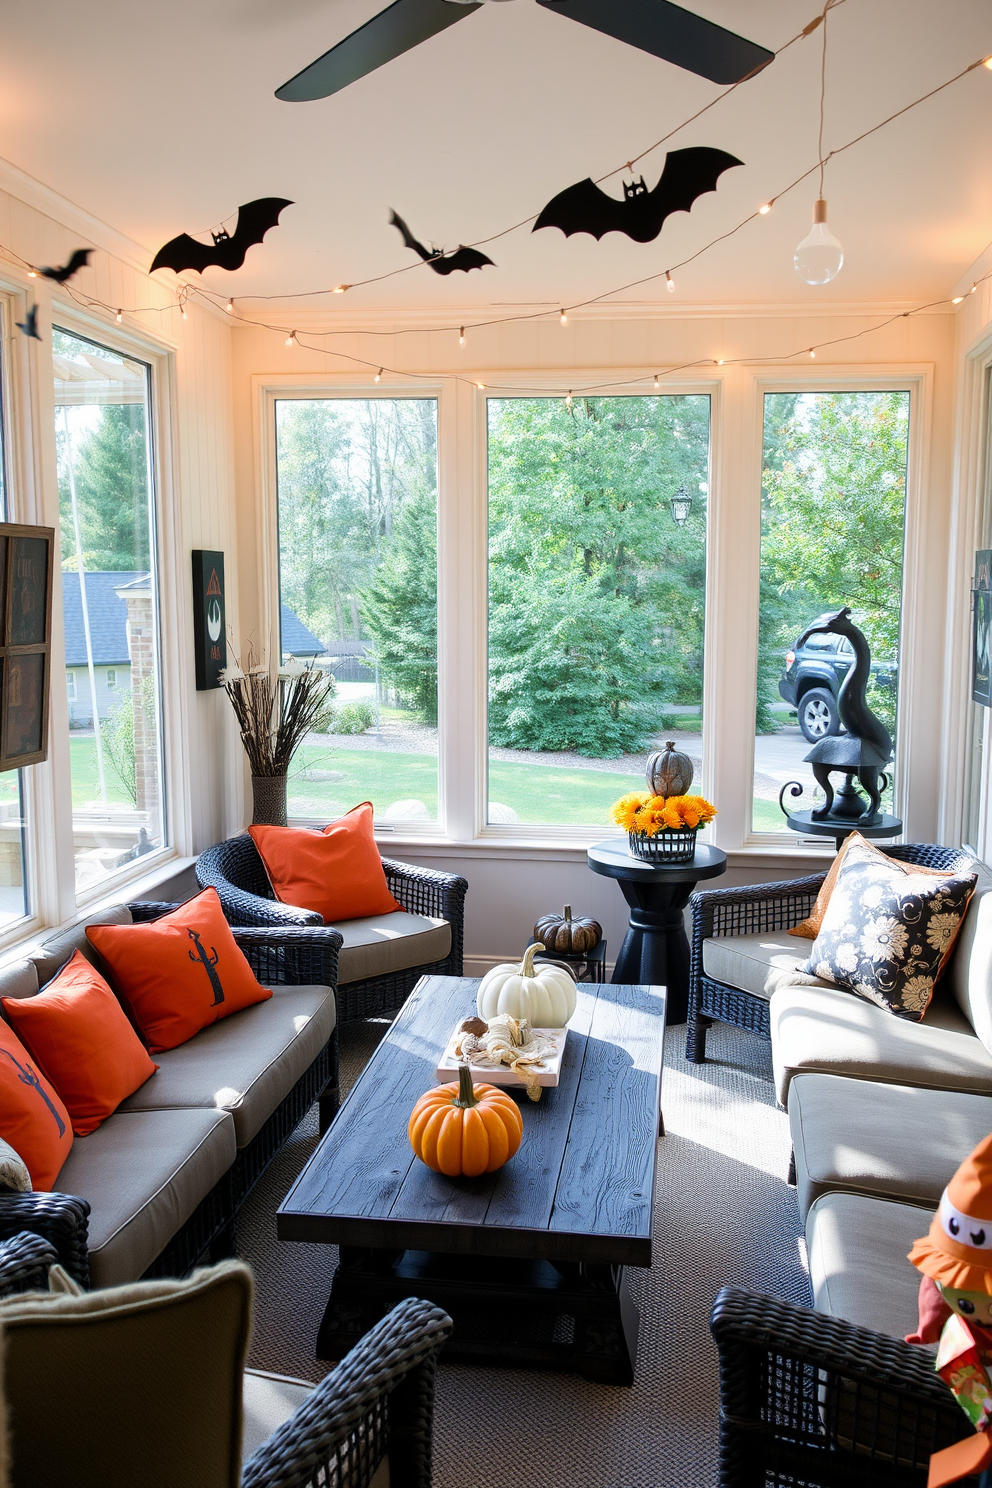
[0,309,28,928]
[753,391,910,834]
[963,366,992,850]
[275,397,439,823]
[53,329,166,896]
[66,672,76,701]
[106,668,117,690]
[486,394,710,828]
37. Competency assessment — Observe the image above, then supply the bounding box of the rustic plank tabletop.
[278,973,667,1269]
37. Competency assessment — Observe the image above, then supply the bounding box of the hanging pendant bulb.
[794,198,844,285]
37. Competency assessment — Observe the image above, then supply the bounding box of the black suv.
[779,631,896,743]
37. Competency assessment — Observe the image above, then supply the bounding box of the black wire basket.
[627,827,698,865]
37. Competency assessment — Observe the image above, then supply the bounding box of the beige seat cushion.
[30,905,133,985]
[54,1107,236,1288]
[789,1072,992,1219]
[946,859,992,1048]
[119,986,335,1148]
[806,1190,931,1340]
[242,1370,390,1485]
[330,912,451,986]
[770,981,992,1107]
[702,928,833,1001]
[0,1261,251,1488]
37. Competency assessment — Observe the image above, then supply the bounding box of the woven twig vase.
[251,774,288,827]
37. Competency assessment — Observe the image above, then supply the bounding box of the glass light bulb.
[794,198,844,285]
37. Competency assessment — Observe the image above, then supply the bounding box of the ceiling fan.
[275,0,775,102]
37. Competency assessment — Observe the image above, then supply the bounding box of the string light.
[560,309,568,325]
[972,283,979,294]
[115,309,123,323]
[374,368,382,382]
[984,55,992,69]
[952,295,965,304]
[717,358,725,365]
[476,382,485,391]
[27,269,36,278]
[177,286,190,321]
[809,348,816,358]
[565,391,573,407]
[332,284,350,294]
[226,299,234,314]
[796,4,844,284]
[758,201,773,215]
[666,272,675,293]
[653,375,660,389]
[458,327,466,347]
[285,330,297,346]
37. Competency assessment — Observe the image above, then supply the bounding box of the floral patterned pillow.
[799,841,977,1021]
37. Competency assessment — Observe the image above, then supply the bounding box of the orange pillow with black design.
[2,950,158,1136]
[85,888,272,1054]
[789,830,955,939]
[249,802,401,923]
[0,1018,73,1189]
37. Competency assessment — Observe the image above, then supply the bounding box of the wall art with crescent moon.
[191,550,227,691]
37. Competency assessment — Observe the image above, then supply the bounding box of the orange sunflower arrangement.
[611,791,717,864]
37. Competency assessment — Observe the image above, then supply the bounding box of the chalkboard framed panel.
[191,550,227,691]
[0,525,55,771]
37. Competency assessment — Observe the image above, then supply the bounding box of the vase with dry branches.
[220,647,333,826]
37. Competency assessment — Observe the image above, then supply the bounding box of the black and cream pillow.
[799,840,977,1021]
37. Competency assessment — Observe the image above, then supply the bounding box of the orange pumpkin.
[408,1064,523,1178]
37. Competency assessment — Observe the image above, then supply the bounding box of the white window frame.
[106,667,117,690]
[256,363,937,859]
[0,279,189,936]
[66,672,77,702]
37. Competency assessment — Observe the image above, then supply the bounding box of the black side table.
[587,840,727,1024]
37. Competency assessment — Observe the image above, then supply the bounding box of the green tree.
[360,485,438,721]
[59,405,150,571]
[486,395,710,756]
[758,391,909,730]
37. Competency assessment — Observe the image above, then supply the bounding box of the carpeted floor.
[237,1019,811,1488]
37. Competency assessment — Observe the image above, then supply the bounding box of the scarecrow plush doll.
[907,1131,992,1486]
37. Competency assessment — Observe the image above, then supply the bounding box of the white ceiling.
[1,0,990,315]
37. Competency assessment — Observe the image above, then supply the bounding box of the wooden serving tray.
[435,1021,569,1088]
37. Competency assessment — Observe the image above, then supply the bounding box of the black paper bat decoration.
[15,306,41,341]
[150,198,294,275]
[390,211,495,276]
[38,249,92,284]
[533,147,743,244]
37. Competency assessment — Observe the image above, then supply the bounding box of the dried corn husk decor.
[454,1014,559,1102]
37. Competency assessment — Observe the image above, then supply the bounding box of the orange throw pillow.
[0,1019,72,1190]
[250,803,401,923]
[789,831,954,939]
[2,951,158,1136]
[86,888,272,1054]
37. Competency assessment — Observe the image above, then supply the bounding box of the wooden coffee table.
[278,973,666,1385]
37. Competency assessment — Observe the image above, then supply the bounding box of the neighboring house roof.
[280,605,326,657]
[62,571,145,667]
[62,572,326,668]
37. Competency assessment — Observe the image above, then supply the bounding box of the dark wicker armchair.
[0,1188,90,1286]
[196,832,467,1025]
[686,842,977,1063]
[710,1286,975,1488]
[0,1231,452,1488]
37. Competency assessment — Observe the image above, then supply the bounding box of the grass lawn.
[290,743,647,825]
[69,736,134,808]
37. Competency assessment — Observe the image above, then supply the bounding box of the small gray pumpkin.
[646,740,694,798]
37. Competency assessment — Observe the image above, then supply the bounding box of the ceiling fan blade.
[536,0,774,85]
[276,0,483,102]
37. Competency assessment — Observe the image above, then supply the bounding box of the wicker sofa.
[706,847,992,1486]
[0,902,340,1289]
[197,833,467,1025]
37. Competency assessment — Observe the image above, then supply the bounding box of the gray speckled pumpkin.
[646,741,694,798]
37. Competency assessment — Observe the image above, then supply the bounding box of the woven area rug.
[237,1020,811,1488]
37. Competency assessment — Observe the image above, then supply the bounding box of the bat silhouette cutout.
[390,211,495,275]
[15,306,41,341]
[533,146,743,244]
[150,198,294,275]
[38,249,92,284]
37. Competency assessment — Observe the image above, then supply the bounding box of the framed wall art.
[974,549,992,708]
[0,524,55,770]
[191,550,227,690]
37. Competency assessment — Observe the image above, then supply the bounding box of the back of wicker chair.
[687,841,979,1063]
[196,831,468,1026]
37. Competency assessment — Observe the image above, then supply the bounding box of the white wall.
[229,302,959,963]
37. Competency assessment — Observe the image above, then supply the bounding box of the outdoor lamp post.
[669,485,692,526]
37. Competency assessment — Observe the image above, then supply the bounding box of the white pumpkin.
[477,943,577,1028]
